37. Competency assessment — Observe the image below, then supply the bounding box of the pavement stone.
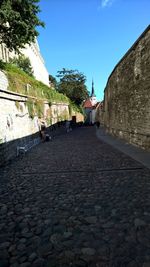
[0,126,150,267]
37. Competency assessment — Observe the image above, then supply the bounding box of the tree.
[10,55,34,76]
[0,0,44,52]
[49,74,57,89]
[57,68,89,105]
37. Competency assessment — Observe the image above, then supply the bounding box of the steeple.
[91,79,95,97]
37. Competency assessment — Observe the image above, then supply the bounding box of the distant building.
[0,39,50,87]
[95,101,104,124]
[83,80,99,124]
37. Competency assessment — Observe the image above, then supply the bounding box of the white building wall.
[0,40,50,87]
[91,109,96,124]
[90,96,97,106]
[20,41,50,87]
[0,91,40,144]
[0,70,8,91]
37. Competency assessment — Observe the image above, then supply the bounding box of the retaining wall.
[99,25,150,150]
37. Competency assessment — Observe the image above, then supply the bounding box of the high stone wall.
[0,88,72,166]
[0,70,8,91]
[99,25,150,150]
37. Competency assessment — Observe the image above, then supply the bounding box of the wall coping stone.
[0,89,69,106]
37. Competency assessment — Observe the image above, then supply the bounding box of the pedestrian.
[96,121,100,128]
[40,122,46,141]
[65,120,71,133]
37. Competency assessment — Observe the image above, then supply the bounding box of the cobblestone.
[0,126,150,267]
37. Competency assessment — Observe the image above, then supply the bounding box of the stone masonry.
[0,69,84,166]
[0,88,71,166]
[0,127,150,267]
[0,71,8,91]
[99,25,150,151]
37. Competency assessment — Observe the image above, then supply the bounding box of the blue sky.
[37,0,150,101]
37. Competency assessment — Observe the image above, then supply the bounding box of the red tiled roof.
[83,99,93,108]
[93,101,104,109]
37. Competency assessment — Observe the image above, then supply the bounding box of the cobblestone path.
[0,127,150,267]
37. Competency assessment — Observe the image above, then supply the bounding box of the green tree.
[0,0,44,52]
[57,68,89,105]
[10,55,33,76]
[49,74,57,89]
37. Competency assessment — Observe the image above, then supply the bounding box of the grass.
[0,61,84,119]
[1,62,69,103]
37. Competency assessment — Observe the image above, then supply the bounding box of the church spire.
[91,79,95,97]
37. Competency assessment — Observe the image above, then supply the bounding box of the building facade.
[0,39,50,87]
[97,25,150,150]
[83,80,99,124]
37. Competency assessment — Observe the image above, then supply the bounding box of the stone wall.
[0,85,84,166]
[0,90,39,166]
[0,89,70,166]
[99,25,150,150]
[0,70,8,91]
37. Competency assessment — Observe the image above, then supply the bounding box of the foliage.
[0,62,69,104]
[0,62,84,120]
[69,100,84,115]
[34,99,44,117]
[0,0,44,52]
[49,74,57,89]
[10,55,33,77]
[15,101,23,112]
[57,68,89,105]
[26,98,34,118]
[46,117,52,126]
[0,59,6,69]
[26,98,44,118]
[15,100,20,110]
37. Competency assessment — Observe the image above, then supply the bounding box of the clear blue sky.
[37,0,150,101]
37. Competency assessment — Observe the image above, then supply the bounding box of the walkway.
[0,126,150,267]
[96,127,150,170]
